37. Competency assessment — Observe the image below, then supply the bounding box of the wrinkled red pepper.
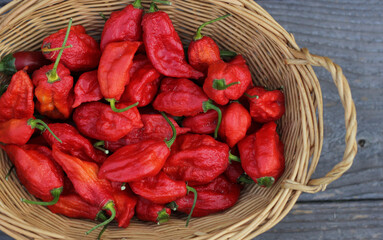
[142,3,203,79]
[0,51,50,75]
[42,23,101,72]
[182,110,218,135]
[51,145,116,235]
[238,122,285,187]
[218,102,251,147]
[163,134,229,186]
[0,69,34,122]
[245,86,285,123]
[135,197,171,225]
[105,113,190,152]
[109,182,137,228]
[203,55,252,105]
[2,144,64,205]
[72,70,103,108]
[175,175,240,217]
[100,0,144,51]
[129,54,150,76]
[73,102,143,142]
[99,112,176,182]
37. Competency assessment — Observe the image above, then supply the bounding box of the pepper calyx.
[212,79,240,90]
[156,208,170,225]
[256,176,275,188]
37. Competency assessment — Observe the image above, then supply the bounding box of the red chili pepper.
[0,51,50,75]
[130,171,187,204]
[152,78,222,138]
[175,175,240,217]
[98,112,176,182]
[73,101,143,142]
[238,122,285,187]
[142,3,203,80]
[135,197,171,225]
[51,145,116,235]
[130,54,151,76]
[105,113,190,152]
[0,69,34,122]
[72,70,103,108]
[163,134,230,186]
[182,110,218,135]
[42,123,107,163]
[98,41,142,111]
[2,144,64,205]
[100,0,144,51]
[188,14,230,75]
[119,63,162,107]
[203,55,252,105]
[42,23,101,72]
[245,86,285,123]
[109,182,137,228]
[218,102,251,147]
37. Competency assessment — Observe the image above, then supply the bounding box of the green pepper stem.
[229,151,240,163]
[202,100,222,139]
[160,112,176,149]
[121,183,127,191]
[212,79,240,90]
[5,165,15,181]
[149,2,159,12]
[99,12,107,21]
[185,186,197,227]
[194,14,231,41]
[220,50,237,57]
[47,18,72,83]
[156,208,170,225]
[106,98,139,113]
[21,187,62,206]
[132,0,144,9]
[244,93,259,99]
[96,211,108,221]
[166,201,178,211]
[237,174,254,184]
[257,176,275,188]
[97,225,107,240]
[86,201,116,235]
[93,141,109,154]
[153,0,172,5]
[27,118,62,143]
[42,45,72,53]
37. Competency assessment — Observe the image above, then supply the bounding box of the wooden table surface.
[0,0,382,239]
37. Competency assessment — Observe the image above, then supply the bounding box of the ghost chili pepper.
[98,41,142,112]
[238,121,285,187]
[33,18,74,119]
[2,144,64,205]
[0,69,34,122]
[0,51,50,75]
[203,54,252,105]
[100,0,144,51]
[182,110,218,135]
[142,3,203,79]
[135,197,171,225]
[245,86,285,123]
[73,101,142,142]
[98,112,176,182]
[72,70,103,108]
[109,182,137,228]
[51,145,116,235]
[225,161,253,184]
[152,78,222,138]
[188,14,231,74]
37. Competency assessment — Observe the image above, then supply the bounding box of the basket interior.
[0,0,322,239]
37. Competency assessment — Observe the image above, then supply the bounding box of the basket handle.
[283,48,358,193]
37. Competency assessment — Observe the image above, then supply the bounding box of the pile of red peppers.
[0,0,286,238]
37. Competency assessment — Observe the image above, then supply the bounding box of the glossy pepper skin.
[100,0,143,51]
[73,102,143,142]
[0,51,50,75]
[218,102,251,147]
[72,70,102,108]
[42,25,101,72]
[119,63,162,107]
[98,41,141,101]
[105,113,190,152]
[0,69,34,122]
[130,171,187,204]
[142,6,203,80]
[175,175,240,217]
[2,144,64,202]
[238,122,285,187]
[0,118,35,145]
[163,134,230,186]
[188,36,221,75]
[152,78,209,117]
[42,123,106,163]
[110,182,137,228]
[203,55,252,105]
[135,197,171,224]
[245,87,285,123]
[32,63,74,119]
[182,110,218,135]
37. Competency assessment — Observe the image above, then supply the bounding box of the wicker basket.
[0,0,357,239]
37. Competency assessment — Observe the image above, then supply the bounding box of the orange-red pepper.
[135,197,171,225]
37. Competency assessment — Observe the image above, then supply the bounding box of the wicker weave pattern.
[0,0,357,239]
